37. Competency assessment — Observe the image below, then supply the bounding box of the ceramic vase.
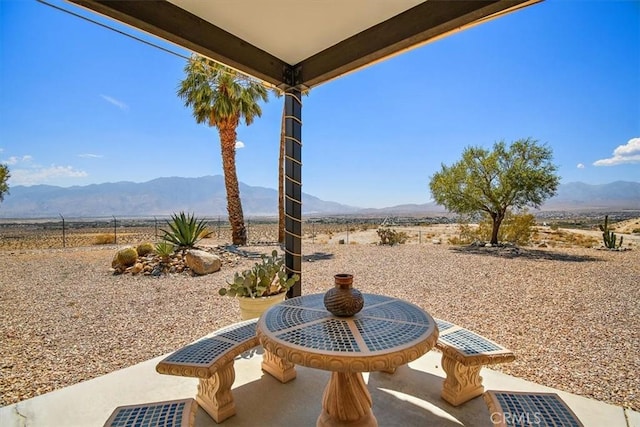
[323,273,364,317]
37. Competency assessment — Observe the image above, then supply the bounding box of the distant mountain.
[344,181,640,215]
[541,181,640,210]
[0,177,638,219]
[0,175,359,218]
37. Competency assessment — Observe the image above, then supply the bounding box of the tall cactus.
[599,215,623,249]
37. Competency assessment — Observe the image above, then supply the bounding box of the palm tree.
[178,55,268,245]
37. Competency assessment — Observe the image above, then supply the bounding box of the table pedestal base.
[317,372,377,427]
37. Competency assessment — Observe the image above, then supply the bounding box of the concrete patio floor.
[2,344,638,427]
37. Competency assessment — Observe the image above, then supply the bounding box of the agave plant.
[161,211,208,248]
[154,241,175,262]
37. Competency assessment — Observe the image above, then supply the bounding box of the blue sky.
[1,0,639,209]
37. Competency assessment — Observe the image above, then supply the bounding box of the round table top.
[257,293,439,373]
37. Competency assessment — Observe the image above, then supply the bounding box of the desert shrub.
[161,211,208,248]
[377,227,408,245]
[93,233,115,245]
[450,221,481,245]
[472,210,536,245]
[633,228,640,234]
[501,211,537,245]
[448,236,466,245]
[550,223,559,231]
[136,242,155,256]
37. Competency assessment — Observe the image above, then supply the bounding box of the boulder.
[185,249,221,275]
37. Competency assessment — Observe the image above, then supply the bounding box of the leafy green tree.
[429,138,559,245]
[0,164,10,203]
[178,55,268,245]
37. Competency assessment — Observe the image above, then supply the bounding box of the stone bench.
[434,318,515,406]
[155,318,296,423]
[104,398,198,427]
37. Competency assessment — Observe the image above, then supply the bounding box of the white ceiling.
[68,0,542,87]
[168,0,425,65]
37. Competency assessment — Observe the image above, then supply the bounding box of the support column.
[284,87,302,297]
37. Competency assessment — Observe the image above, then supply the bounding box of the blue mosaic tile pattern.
[362,294,394,306]
[355,318,429,352]
[362,300,430,324]
[283,294,325,308]
[217,320,257,342]
[435,318,455,332]
[438,329,501,355]
[262,293,435,355]
[264,305,330,333]
[163,338,234,366]
[492,392,582,427]
[107,400,188,427]
[277,319,359,352]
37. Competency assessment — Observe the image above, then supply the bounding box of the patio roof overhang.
[65,0,543,296]
[67,0,541,90]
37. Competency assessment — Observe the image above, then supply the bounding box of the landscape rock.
[130,263,144,275]
[185,249,222,275]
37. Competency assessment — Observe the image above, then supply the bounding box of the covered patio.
[6,1,636,426]
[66,0,543,296]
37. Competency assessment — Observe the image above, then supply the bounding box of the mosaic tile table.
[257,293,439,427]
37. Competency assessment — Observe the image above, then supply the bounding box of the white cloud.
[78,153,103,158]
[10,165,88,185]
[235,141,245,149]
[100,94,129,111]
[3,155,32,165]
[577,163,585,169]
[593,138,640,166]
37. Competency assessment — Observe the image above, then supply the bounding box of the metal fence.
[0,214,459,250]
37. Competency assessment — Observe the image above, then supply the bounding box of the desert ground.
[1,218,639,411]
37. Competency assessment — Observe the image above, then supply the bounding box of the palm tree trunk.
[278,103,286,244]
[219,118,246,245]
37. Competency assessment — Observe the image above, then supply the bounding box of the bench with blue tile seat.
[483,390,584,427]
[155,318,295,423]
[434,318,516,406]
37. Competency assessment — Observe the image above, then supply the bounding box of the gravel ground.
[1,239,638,411]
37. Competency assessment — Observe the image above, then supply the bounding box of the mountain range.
[0,175,638,218]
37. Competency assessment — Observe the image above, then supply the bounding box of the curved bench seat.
[156,318,295,423]
[434,318,515,406]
